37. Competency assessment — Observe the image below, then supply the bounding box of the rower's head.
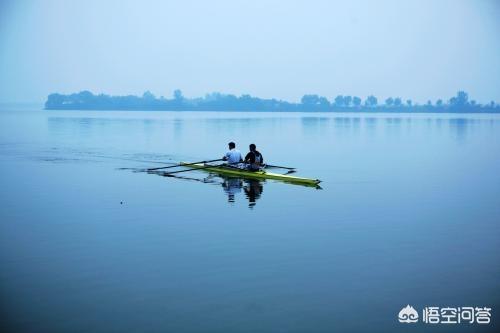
[249,144,256,151]
[228,142,236,149]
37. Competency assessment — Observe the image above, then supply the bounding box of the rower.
[222,142,243,166]
[244,144,264,171]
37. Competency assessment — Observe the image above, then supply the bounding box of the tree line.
[45,90,499,112]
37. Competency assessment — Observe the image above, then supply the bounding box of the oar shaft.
[265,164,295,170]
[158,163,227,175]
[147,158,223,171]
[158,161,242,175]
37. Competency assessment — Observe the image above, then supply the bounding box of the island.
[45,90,499,113]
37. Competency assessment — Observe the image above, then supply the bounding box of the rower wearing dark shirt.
[244,144,264,171]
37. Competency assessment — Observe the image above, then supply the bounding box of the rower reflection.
[221,176,264,208]
[221,177,242,203]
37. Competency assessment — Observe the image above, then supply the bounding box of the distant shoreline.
[44,90,500,113]
[41,108,500,115]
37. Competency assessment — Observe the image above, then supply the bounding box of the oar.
[157,162,233,176]
[264,164,296,170]
[147,158,224,171]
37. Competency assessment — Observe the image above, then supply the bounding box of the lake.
[1,107,499,332]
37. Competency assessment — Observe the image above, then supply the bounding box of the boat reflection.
[147,168,320,209]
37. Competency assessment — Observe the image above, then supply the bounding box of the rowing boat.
[180,162,321,186]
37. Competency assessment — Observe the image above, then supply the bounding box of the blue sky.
[0,0,499,103]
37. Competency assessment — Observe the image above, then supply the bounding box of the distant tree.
[205,92,222,101]
[365,95,377,107]
[436,99,443,107]
[343,95,352,107]
[394,97,402,107]
[334,95,345,107]
[239,94,254,108]
[318,96,330,108]
[449,91,468,106]
[300,94,330,110]
[457,91,468,104]
[406,99,412,107]
[426,100,432,106]
[301,94,321,106]
[78,90,94,101]
[173,89,184,100]
[45,93,66,109]
[142,91,155,100]
[385,97,394,106]
[470,100,476,106]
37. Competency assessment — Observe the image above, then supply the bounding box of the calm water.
[1,107,499,332]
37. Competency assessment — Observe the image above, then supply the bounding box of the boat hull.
[181,163,321,186]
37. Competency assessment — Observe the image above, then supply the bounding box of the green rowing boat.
[180,162,321,186]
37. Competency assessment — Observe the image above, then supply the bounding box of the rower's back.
[245,144,264,170]
[224,142,242,164]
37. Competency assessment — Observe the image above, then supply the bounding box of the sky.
[0,0,499,104]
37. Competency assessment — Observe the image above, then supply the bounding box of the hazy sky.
[0,0,499,103]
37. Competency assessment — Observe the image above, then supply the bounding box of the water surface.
[1,107,499,332]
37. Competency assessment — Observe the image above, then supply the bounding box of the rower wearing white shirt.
[223,142,243,165]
